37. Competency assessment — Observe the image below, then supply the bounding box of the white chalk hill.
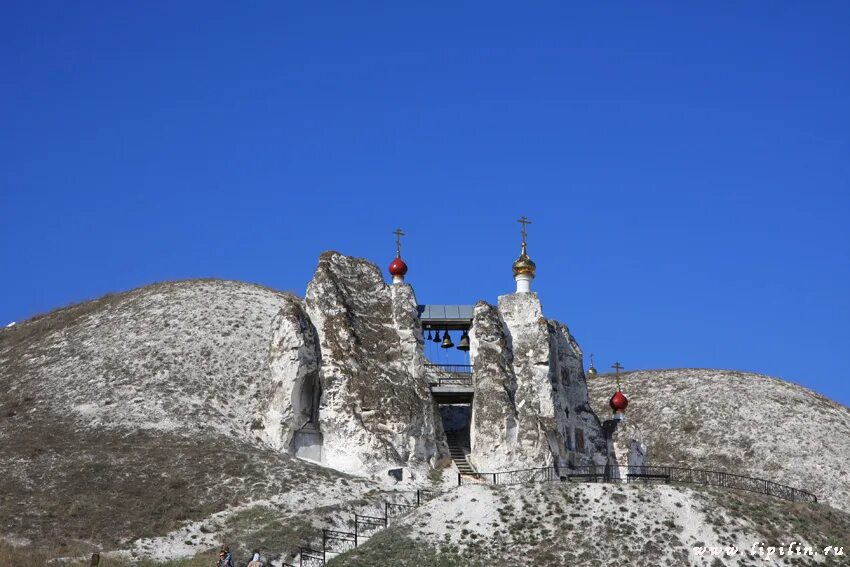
[586,369,850,512]
[2,277,849,564]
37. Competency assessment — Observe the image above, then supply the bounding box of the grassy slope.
[0,280,371,560]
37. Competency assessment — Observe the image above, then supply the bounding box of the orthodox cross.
[517,216,531,245]
[612,362,624,389]
[393,228,405,258]
[590,353,595,367]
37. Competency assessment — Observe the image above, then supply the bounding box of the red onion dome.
[388,257,408,277]
[609,390,629,413]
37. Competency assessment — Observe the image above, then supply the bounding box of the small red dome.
[389,257,408,277]
[609,390,629,413]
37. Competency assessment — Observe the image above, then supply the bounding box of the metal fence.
[426,363,472,374]
[386,501,418,523]
[354,513,387,540]
[298,546,324,567]
[323,529,356,555]
[458,466,557,486]
[425,364,473,386]
[416,489,444,505]
[458,464,817,503]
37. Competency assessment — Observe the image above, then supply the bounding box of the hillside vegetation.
[0,280,377,561]
[331,482,850,567]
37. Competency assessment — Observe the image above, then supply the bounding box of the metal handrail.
[431,376,473,386]
[298,546,325,567]
[458,464,817,503]
[425,363,472,374]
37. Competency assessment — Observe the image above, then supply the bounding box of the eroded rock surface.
[262,294,321,452]
[468,292,607,471]
[300,251,447,475]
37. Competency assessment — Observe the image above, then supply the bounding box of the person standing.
[247,550,263,567]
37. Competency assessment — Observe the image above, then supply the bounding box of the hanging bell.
[426,329,433,341]
[433,330,442,343]
[441,330,454,349]
[456,331,470,351]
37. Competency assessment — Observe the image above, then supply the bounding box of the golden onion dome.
[512,242,536,278]
[587,365,598,378]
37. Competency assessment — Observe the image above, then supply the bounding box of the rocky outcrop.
[301,251,447,475]
[601,418,647,480]
[546,318,610,468]
[262,294,321,453]
[468,292,606,471]
[468,301,521,471]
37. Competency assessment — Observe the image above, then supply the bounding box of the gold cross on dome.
[393,228,405,257]
[517,216,531,245]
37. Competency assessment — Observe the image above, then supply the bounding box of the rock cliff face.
[261,295,321,452]
[468,292,607,471]
[265,251,447,475]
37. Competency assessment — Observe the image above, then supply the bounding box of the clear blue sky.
[2,3,848,405]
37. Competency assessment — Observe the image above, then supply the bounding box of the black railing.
[386,501,418,522]
[416,489,443,505]
[354,513,387,541]
[432,376,473,387]
[458,466,557,486]
[426,363,472,374]
[322,529,356,555]
[299,546,324,567]
[426,364,473,387]
[458,464,817,503]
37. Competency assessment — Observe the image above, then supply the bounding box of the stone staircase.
[445,430,476,476]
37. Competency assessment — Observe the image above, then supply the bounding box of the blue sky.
[2,3,848,405]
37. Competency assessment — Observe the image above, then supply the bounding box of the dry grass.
[0,540,215,566]
[0,419,345,547]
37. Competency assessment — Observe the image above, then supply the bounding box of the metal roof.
[417,305,474,320]
[417,305,474,331]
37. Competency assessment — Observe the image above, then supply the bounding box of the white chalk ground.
[383,482,838,566]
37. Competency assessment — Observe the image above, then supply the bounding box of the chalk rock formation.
[468,292,606,471]
[601,418,647,480]
[270,251,448,475]
[262,295,321,453]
